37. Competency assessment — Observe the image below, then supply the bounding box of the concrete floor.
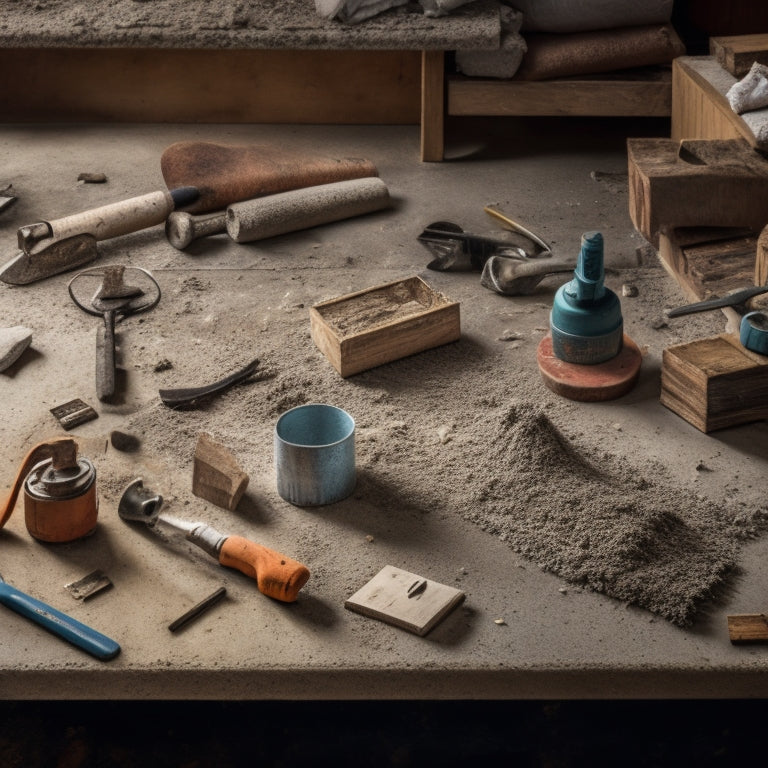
[2,116,768,702]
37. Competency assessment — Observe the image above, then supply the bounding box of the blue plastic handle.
[0,582,120,661]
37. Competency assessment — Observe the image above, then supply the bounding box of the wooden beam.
[0,48,421,125]
[447,71,671,117]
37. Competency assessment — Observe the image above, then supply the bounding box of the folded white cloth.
[421,0,479,18]
[316,0,478,24]
[315,0,408,24]
[727,61,768,115]
[456,6,526,78]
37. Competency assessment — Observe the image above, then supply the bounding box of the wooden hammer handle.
[218,535,310,603]
[48,190,174,243]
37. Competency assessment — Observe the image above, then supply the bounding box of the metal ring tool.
[68,265,160,401]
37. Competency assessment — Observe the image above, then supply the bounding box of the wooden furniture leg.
[420,50,445,162]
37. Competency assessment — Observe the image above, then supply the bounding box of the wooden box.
[660,333,768,432]
[309,275,460,377]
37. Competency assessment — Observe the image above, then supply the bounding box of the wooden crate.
[309,275,460,377]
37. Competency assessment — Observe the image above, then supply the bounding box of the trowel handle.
[0,582,120,661]
[218,536,310,603]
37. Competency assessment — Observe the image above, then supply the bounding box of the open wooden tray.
[309,275,460,377]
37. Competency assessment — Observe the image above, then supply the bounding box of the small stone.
[651,318,668,330]
[153,358,173,372]
[558,587,568,594]
[611,423,622,431]
[365,534,374,543]
[635,243,657,266]
[0,325,32,372]
[494,618,506,625]
[499,329,523,341]
[110,430,141,453]
[437,425,453,444]
[621,283,639,297]
[77,172,107,183]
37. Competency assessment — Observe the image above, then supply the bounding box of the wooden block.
[628,137,768,246]
[657,227,758,302]
[345,565,465,636]
[711,35,768,78]
[728,614,768,644]
[310,275,460,378]
[192,432,249,511]
[756,225,768,286]
[660,334,768,432]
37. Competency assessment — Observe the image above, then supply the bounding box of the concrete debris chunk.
[0,325,32,371]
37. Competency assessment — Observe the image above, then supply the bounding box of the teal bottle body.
[549,231,623,365]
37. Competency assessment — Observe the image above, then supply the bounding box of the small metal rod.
[168,587,227,633]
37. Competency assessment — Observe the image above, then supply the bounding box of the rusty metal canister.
[0,438,98,543]
[23,453,97,542]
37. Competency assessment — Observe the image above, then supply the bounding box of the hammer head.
[117,478,163,526]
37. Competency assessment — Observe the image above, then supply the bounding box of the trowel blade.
[0,234,98,285]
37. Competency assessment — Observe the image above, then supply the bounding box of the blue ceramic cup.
[274,404,356,506]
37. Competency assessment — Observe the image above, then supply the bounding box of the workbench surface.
[1,121,767,701]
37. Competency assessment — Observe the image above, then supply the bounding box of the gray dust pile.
[457,402,751,626]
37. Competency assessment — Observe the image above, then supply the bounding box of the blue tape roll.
[739,311,768,355]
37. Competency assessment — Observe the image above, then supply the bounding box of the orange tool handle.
[218,535,310,603]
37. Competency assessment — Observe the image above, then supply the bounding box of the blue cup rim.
[275,403,355,449]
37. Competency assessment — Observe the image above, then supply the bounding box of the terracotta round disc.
[537,333,642,402]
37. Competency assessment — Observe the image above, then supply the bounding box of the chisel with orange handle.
[118,478,309,602]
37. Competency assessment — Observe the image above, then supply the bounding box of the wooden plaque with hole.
[309,275,460,377]
[345,565,465,636]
